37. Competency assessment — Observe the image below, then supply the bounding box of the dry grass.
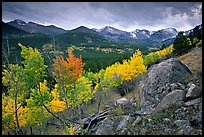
[177,47,202,74]
[177,47,202,87]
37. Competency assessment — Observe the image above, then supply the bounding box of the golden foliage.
[2,95,28,133]
[47,87,66,112]
[68,125,75,135]
[103,49,147,88]
[39,80,48,93]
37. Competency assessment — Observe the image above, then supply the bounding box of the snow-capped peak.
[92,28,99,32]
[99,26,114,32]
[163,28,177,34]
[183,24,202,36]
[27,22,38,26]
[131,29,151,39]
[130,32,137,38]
[198,24,202,29]
[132,29,140,33]
[99,26,126,34]
[183,30,190,36]
[13,19,26,25]
[149,31,156,35]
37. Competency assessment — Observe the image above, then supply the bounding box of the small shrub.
[79,128,91,135]
[109,105,124,117]
[153,111,168,122]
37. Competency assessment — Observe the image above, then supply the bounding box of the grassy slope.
[177,47,202,74]
[177,47,202,87]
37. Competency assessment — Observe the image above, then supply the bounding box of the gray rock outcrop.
[139,58,192,113]
[184,98,202,106]
[114,98,128,106]
[117,115,133,131]
[174,119,190,127]
[155,89,186,112]
[95,118,114,135]
[186,83,202,99]
[132,116,142,126]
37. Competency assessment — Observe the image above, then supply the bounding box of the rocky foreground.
[75,58,202,135]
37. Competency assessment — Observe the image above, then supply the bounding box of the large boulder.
[139,58,192,113]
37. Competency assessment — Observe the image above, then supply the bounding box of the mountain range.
[3,19,202,47]
[2,19,202,73]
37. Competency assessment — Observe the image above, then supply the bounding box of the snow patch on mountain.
[149,31,156,35]
[92,28,99,32]
[130,32,137,38]
[13,19,26,26]
[130,29,152,39]
[99,26,127,35]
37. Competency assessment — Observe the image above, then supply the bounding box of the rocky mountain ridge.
[7,19,67,36]
[5,19,202,47]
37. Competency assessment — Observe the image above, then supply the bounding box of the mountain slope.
[98,26,134,43]
[184,24,202,38]
[130,29,155,39]
[8,19,67,36]
[56,31,110,48]
[2,33,52,65]
[150,28,178,42]
[2,21,29,36]
[99,26,128,35]
[70,26,98,34]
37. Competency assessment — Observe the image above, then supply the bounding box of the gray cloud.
[2,2,202,31]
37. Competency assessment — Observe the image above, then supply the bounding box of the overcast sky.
[2,2,202,32]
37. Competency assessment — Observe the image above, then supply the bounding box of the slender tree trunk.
[30,126,33,135]
[2,49,10,66]
[74,82,82,124]
[14,78,22,135]
[6,39,10,55]
[60,81,69,110]
[63,89,69,110]
[14,92,23,135]
[38,83,68,127]
[43,104,68,127]
[80,104,84,118]
[97,95,102,113]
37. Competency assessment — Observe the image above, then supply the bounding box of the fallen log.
[83,109,111,130]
